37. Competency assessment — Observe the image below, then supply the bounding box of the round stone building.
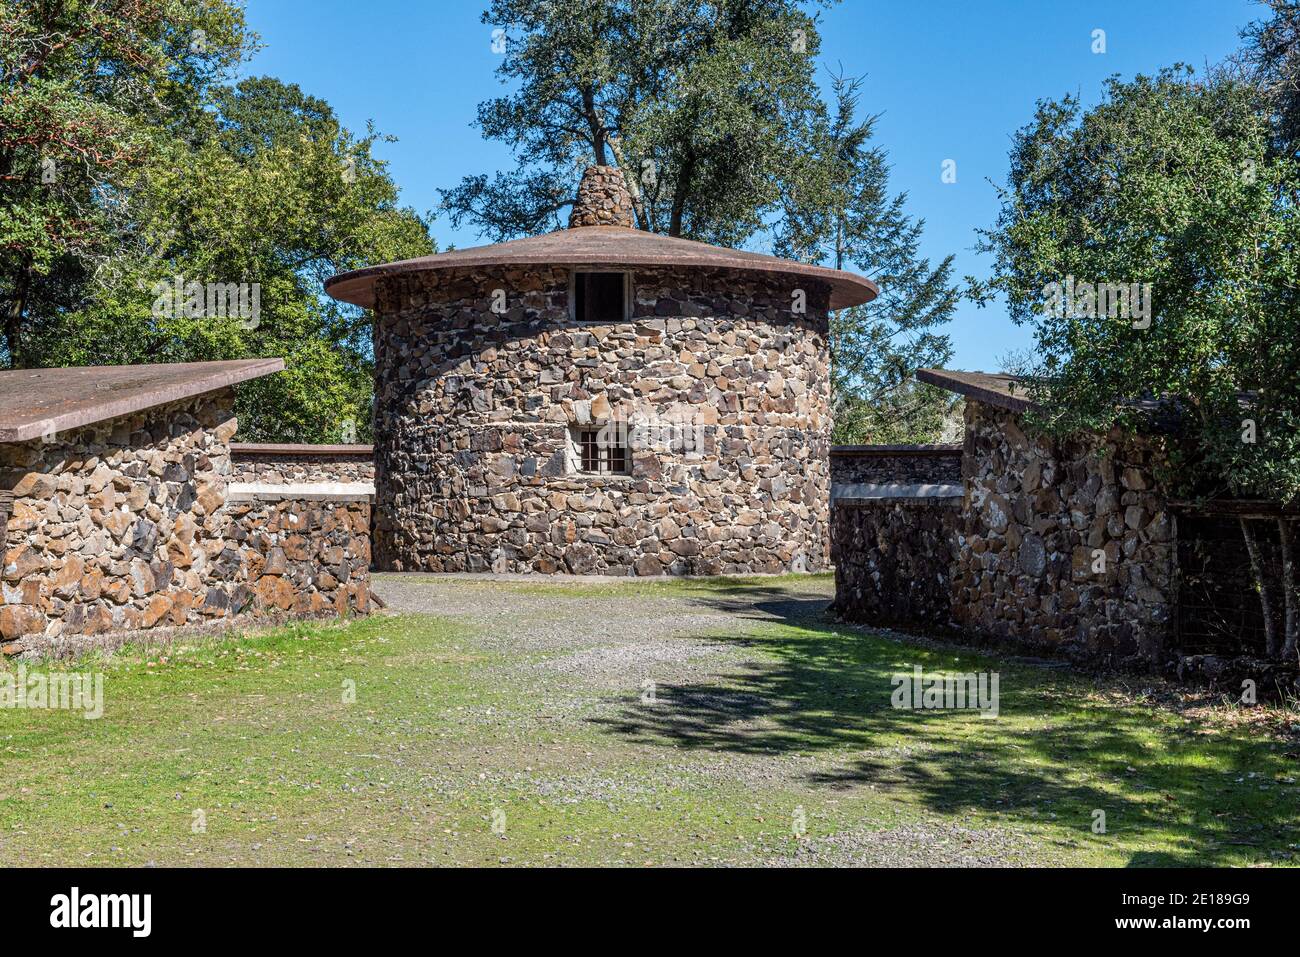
[326,167,877,575]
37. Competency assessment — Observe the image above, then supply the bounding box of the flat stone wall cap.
[226,481,375,502]
[231,443,374,456]
[325,225,879,312]
[831,443,962,456]
[833,482,964,500]
[915,368,1035,414]
[0,359,285,443]
[1169,498,1300,517]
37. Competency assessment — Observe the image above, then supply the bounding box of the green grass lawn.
[1,576,1296,866]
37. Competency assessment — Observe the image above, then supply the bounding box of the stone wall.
[831,494,961,629]
[952,401,1176,664]
[1,391,239,647]
[831,445,962,487]
[230,445,374,485]
[228,492,370,619]
[373,264,832,576]
[1,391,370,654]
[829,400,1179,668]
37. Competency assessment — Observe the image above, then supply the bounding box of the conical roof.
[326,167,879,311]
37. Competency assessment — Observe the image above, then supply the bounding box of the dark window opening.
[573,272,627,323]
[577,428,628,475]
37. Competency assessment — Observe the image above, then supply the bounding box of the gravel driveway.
[372,572,1061,867]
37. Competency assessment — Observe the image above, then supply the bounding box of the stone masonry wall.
[951,401,1176,664]
[831,495,961,629]
[1,391,239,646]
[230,446,375,485]
[829,400,1178,667]
[831,445,962,487]
[1,390,370,653]
[229,495,370,619]
[373,264,832,575]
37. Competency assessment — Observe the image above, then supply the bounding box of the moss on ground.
[0,576,1296,866]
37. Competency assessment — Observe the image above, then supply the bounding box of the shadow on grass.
[588,588,1300,866]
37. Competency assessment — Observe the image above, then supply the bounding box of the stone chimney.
[568,165,636,229]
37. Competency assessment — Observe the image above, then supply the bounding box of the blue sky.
[240,0,1259,372]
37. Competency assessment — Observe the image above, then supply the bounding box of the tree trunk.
[605,135,649,230]
[3,258,32,369]
[1240,516,1279,657]
[580,88,607,166]
[669,152,696,237]
[1279,518,1298,659]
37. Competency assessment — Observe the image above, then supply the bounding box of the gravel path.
[372,572,1063,867]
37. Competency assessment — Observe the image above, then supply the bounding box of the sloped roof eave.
[0,359,284,443]
[915,368,1037,414]
[325,226,879,311]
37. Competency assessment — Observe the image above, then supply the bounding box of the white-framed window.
[570,423,630,476]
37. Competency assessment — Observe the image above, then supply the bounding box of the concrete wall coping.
[830,444,961,457]
[225,481,375,503]
[231,443,374,457]
[915,368,1035,414]
[833,482,964,501]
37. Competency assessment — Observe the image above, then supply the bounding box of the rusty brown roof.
[915,368,1035,414]
[325,226,879,311]
[0,359,284,443]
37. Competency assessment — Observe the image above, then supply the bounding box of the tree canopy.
[444,0,959,443]
[972,2,1300,657]
[442,0,828,245]
[973,63,1299,504]
[782,70,959,444]
[1,0,433,441]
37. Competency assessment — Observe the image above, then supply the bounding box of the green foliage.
[1,0,250,362]
[1238,0,1300,157]
[57,77,433,441]
[831,381,960,446]
[446,2,957,444]
[780,71,959,445]
[1,4,433,441]
[973,66,1300,502]
[443,0,830,245]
